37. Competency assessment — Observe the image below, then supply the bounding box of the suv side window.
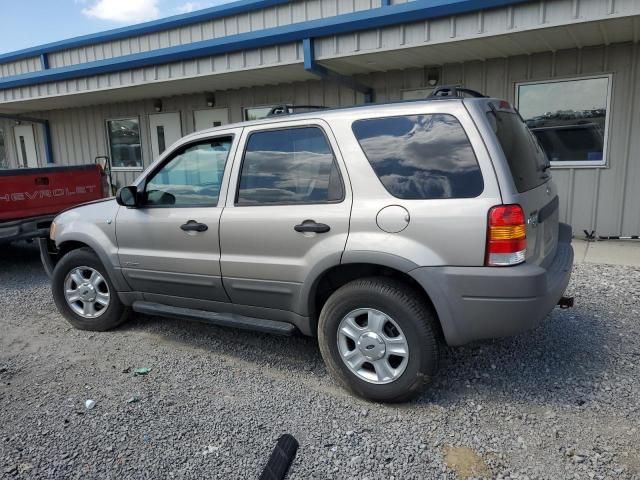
[236,126,343,206]
[352,114,484,200]
[144,136,233,207]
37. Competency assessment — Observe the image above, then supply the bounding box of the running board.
[132,301,297,336]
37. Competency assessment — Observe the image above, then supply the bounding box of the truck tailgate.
[0,165,105,222]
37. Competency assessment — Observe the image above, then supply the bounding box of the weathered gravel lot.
[1,242,639,480]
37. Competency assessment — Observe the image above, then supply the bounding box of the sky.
[0,0,234,54]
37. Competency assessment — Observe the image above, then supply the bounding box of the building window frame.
[515,74,613,169]
[105,116,144,171]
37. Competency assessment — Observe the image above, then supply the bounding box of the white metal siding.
[44,0,381,69]
[315,0,640,59]
[0,57,42,78]
[5,44,639,236]
[0,42,303,104]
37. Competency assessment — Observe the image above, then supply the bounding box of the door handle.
[180,220,208,232]
[294,220,330,234]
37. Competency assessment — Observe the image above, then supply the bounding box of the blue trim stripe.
[0,0,292,64]
[0,0,530,90]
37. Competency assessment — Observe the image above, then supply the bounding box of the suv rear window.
[487,109,549,193]
[352,114,483,200]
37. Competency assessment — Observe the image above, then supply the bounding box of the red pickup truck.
[0,164,109,244]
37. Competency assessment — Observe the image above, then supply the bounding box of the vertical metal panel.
[2,0,389,71]
[9,43,638,235]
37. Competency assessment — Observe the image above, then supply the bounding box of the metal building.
[0,0,639,237]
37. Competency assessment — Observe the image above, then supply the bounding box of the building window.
[237,126,343,205]
[0,129,7,169]
[243,106,274,121]
[352,114,483,200]
[516,76,611,167]
[106,118,143,169]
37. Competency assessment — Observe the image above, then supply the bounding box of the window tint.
[237,127,343,205]
[352,114,483,200]
[487,110,549,193]
[107,118,142,169]
[144,137,232,207]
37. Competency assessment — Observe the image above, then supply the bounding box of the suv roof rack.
[428,85,487,99]
[266,104,328,117]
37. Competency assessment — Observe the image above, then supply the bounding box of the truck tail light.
[485,204,526,266]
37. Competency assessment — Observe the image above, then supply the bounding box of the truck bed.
[0,164,106,223]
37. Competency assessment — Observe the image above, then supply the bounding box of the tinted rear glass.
[487,110,549,193]
[352,114,483,200]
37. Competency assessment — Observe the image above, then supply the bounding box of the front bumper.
[410,223,574,346]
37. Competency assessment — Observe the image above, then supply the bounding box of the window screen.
[352,114,483,200]
[144,137,232,207]
[237,127,343,205]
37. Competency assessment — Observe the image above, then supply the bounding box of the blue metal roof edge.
[0,0,292,63]
[0,0,531,90]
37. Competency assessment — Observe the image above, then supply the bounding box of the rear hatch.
[483,100,560,266]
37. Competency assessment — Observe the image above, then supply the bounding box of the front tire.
[51,247,129,331]
[318,277,439,403]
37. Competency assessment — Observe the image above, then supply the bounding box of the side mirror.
[116,186,139,207]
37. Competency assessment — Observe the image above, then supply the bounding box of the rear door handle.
[294,220,330,234]
[180,220,208,232]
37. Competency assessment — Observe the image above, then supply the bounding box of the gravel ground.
[1,242,639,480]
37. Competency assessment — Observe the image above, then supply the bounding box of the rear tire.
[52,247,129,331]
[318,277,439,403]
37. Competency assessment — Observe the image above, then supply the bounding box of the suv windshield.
[488,108,549,193]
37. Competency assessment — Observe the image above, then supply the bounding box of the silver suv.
[41,87,574,402]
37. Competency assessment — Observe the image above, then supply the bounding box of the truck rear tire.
[318,277,439,403]
[51,247,129,331]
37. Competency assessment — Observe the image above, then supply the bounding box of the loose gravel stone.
[1,242,639,479]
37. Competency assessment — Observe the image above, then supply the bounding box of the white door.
[14,125,38,168]
[194,108,229,132]
[149,112,182,161]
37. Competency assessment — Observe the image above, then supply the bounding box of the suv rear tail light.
[486,204,526,266]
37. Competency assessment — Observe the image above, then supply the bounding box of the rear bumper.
[410,223,574,346]
[0,215,54,244]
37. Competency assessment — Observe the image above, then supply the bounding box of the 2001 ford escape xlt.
[41,87,574,402]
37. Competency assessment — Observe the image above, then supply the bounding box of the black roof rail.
[428,85,487,99]
[266,104,328,117]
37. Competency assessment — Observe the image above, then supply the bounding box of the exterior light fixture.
[153,99,163,112]
[206,93,215,108]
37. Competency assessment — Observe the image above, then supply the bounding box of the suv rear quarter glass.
[352,114,484,200]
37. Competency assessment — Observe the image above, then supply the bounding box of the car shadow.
[5,242,613,408]
[414,304,613,407]
[118,299,611,410]
[0,241,50,284]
